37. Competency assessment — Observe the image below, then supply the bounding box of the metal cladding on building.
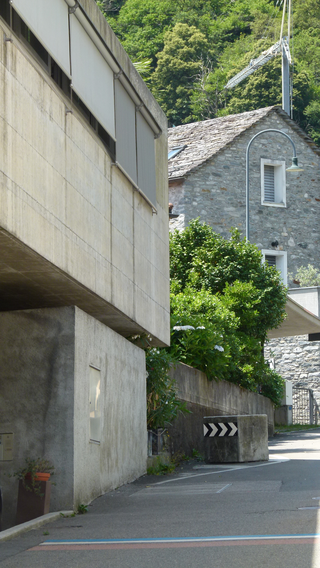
[0,0,169,529]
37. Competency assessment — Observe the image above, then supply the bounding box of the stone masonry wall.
[169,111,320,285]
[265,336,320,403]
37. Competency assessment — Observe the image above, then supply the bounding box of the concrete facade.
[0,306,146,530]
[0,0,169,528]
[0,0,170,344]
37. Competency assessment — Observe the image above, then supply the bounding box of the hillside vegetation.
[96,0,320,143]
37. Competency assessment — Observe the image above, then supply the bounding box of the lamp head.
[286,156,304,172]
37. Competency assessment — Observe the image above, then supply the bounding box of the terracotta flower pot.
[24,472,51,482]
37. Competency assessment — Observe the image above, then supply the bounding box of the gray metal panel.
[136,113,156,207]
[11,0,70,76]
[70,15,115,138]
[115,81,137,183]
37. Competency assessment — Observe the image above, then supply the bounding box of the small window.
[168,146,185,160]
[89,366,101,443]
[261,159,286,207]
[262,249,287,285]
[265,255,277,267]
[309,333,320,342]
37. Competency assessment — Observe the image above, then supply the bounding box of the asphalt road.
[2,429,320,568]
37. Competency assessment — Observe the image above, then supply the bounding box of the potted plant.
[13,457,55,524]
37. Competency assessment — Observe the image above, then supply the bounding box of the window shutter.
[265,255,276,267]
[11,0,70,76]
[70,15,115,139]
[264,165,275,202]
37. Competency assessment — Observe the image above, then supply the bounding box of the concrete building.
[168,107,320,402]
[0,0,169,528]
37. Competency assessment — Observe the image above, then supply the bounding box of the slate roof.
[168,106,320,180]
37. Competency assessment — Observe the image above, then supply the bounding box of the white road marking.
[152,458,289,486]
[216,484,232,493]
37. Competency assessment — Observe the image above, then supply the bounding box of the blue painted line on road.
[39,534,320,546]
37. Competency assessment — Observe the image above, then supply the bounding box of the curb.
[0,511,74,542]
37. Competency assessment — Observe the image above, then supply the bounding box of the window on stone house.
[261,159,286,207]
[262,249,287,285]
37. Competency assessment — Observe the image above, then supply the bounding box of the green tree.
[152,24,210,124]
[290,264,320,287]
[169,220,286,404]
[106,0,176,66]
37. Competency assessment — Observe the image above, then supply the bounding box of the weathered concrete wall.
[0,16,169,345]
[0,306,147,529]
[169,111,320,285]
[0,307,75,530]
[168,363,274,457]
[73,307,146,507]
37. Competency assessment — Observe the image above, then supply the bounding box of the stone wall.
[169,111,320,285]
[265,335,320,403]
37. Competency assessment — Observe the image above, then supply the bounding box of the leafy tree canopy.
[168,220,286,404]
[96,0,320,141]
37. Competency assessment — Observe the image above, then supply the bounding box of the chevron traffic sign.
[203,422,238,437]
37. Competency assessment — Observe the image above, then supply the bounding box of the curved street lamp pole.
[246,128,302,241]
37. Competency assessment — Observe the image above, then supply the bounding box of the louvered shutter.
[265,255,276,267]
[264,165,275,202]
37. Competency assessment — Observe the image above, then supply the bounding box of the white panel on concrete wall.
[89,366,101,443]
[11,0,70,76]
[70,15,115,138]
[136,112,156,206]
[115,81,137,183]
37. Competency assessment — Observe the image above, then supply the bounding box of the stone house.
[0,0,169,528]
[168,106,320,402]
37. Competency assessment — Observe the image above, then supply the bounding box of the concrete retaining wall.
[168,363,274,457]
[0,306,146,530]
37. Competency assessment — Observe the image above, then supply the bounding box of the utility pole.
[224,0,292,116]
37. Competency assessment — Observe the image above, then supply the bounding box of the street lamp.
[246,129,303,240]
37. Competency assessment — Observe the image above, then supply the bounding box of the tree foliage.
[169,220,286,404]
[97,0,320,141]
[145,348,188,430]
[290,264,320,287]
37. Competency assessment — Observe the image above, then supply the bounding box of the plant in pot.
[13,457,55,524]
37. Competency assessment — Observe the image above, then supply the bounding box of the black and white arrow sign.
[203,422,238,437]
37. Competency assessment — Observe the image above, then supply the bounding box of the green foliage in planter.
[11,457,54,495]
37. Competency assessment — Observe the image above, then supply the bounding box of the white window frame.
[89,366,101,443]
[261,158,286,207]
[262,249,287,286]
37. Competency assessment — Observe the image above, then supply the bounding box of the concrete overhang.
[268,295,320,339]
[0,228,166,346]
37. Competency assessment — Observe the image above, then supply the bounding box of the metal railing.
[292,387,320,425]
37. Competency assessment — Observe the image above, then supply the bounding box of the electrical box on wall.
[280,380,293,406]
[0,433,14,461]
